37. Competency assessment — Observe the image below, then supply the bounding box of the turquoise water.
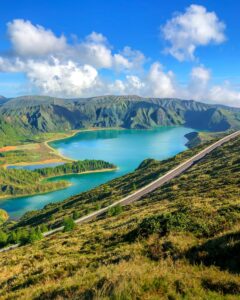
[0,127,194,219]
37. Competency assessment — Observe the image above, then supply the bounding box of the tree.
[0,230,8,247]
[63,217,76,232]
[19,229,29,245]
[27,228,43,244]
[72,211,80,220]
[7,231,18,244]
[40,224,48,233]
[107,204,123,217]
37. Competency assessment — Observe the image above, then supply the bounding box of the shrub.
[107,205,123,217]
[72,211,80,220]
[27,228,43,244]
[40,224,48,233]
[7,231,19,244]
[63,217,76,232]
[0,230,8,247]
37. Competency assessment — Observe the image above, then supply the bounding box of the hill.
[0,95,240,146]
[0,133,240,299]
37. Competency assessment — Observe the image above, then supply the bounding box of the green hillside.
[0,95,240,146]
[0,134,239,299]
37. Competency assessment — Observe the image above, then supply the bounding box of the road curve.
[1,130,240,252]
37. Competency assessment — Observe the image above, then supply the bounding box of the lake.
[0,127,194,218]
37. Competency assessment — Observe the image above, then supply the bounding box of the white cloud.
[86,32,107,44]
[8,19,67,56]
[1,18,240,107]
[6,20,145,71]
[0,56,25,72]
[162,5,226,61]
[126,75,145,90]
[77,33,145,71]
[113,54,131,69]
[209,83,240,107]
[25,58,98,97]
[76,32,113,68]
[99,62,176,98]
[145,62,176,97]
[118,46,146,71]
[188,66,211,99]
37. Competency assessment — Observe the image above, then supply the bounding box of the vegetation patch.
[0,135,240,299]
[0,160,115,199]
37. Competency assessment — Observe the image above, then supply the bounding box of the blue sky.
[0,0,240,106]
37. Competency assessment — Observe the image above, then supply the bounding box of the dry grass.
[0,137,240,299]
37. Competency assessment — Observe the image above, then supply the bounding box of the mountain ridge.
[0,95,240,147]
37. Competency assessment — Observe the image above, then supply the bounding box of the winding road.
[1,130,240,252]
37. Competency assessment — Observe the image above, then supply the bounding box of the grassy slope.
[0,136,240,299]
[185,131,226,148]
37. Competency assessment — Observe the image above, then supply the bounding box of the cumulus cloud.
[8,19,67,56]
[0,56,99,97]
[76,33,145,70]
[99,62,176,98]
[76,32,113,68]
[145,62,176,97]
[162,5,226,61]
[209,83,240,107]
[188,66,211,99]
[1,18,240,107]
[25,58,98,96]
[7,20,145,71]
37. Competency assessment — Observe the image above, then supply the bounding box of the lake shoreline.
[5,127,124,169]
[42,167,118,181]
[1,126,195,219]
[0,167,117,201]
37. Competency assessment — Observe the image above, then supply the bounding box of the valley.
[0,96,240,299]
[0,126,193,218]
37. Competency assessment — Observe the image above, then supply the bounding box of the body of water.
[0,127,194,218]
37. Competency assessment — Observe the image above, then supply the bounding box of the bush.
[72,211,80,220]
[40,224,48,233]
[7,231,19,244]
[134,214,169,238]
[63,217,76,232]
[18,228,43,245]
[0,230,8,247]
[107,205,123,217]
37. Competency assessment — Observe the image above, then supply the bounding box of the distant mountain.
[0,96,9,106]
[0,95,240,146]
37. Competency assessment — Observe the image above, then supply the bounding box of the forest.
[0,159,115,198]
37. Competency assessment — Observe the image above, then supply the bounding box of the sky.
[0,0,240,106]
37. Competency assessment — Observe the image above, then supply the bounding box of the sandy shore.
[3,127,122,169]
